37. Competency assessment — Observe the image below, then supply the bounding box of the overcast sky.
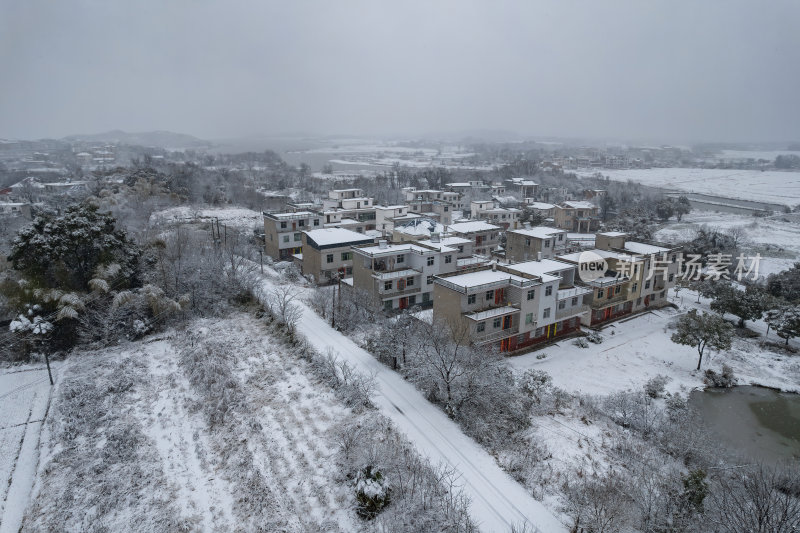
[1,0,799,143]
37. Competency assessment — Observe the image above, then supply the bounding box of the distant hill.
[63,130,212,149]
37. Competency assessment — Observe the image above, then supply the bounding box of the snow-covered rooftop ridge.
[509,226,565,239]
[447,220,501,233]
[598,231,627,237]
[303,227,374,247]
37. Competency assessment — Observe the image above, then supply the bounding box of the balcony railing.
[475,324,520,344]
[556,304,590,320]
[590,292,628,309]
[380,285,422,298]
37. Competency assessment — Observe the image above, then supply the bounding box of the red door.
[500,338,510,352]
[495,288,504,305]
[399,297,408,310]
[603,307,612,321]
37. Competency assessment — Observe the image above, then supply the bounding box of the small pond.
[689,385,800,464]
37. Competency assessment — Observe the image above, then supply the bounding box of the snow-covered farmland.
[655,211,800,277]
[578,168,800,206]
[21,315,363,532]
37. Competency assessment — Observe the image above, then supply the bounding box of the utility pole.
[44,352,53,385]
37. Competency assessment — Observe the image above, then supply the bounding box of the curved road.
[258,278,566,533]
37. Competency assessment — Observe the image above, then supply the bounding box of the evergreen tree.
[671,309,733,370]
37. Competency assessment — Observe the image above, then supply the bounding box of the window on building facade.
[493,318,501,328]
[615,285,621,294]
[422,292,430,303]
[427,275,433,285]
[445,255,452,264]
[384,281,392,291]
[525,313,533,324]
[558,234,563,241]
[598,289,604,298]
[397,254,404,263]
[283,235,290,243]
[280,221,287,229]
[668,273,674,282]
[298,219,304,227]
[572,297,578,305]
[645,280,651,289]
[427,256,434,266]
[407,277,414,286]
[341,252,352,261]
[543,307,551,318]
[467,294,476,304]
[326,254,334,263]
[485,290,493,300]
[545,240,551,248]
[313,219,320,226]
[294,233,301,241]
[409,295,416,305]
[527,289,535,300]
[559,300,566,309]
[477,322,485,332]
[545,285,552,296]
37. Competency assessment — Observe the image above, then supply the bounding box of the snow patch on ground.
[149,206,263,231]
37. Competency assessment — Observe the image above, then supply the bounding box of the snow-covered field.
[0,365,54,533]
[149,206,262,231]
[20,316,362,532]
[254,270,567,533]
[578,168,800,206]
[509,288,800,397]
[655,211,800,277]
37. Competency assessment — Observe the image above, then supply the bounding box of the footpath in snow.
[257,276,566,533]
[0,365,54,533]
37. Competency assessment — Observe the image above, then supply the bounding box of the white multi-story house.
[264,211,322,261]
[432,259,590,352]
[351,240,458,311]
[446,221,502,256]
[505,226,567,261]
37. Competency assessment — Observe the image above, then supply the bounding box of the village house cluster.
[262,182,677,353]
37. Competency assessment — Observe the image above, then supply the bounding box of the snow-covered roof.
[268,211,317,219]
[436,269,530,290]
[395,219,446,236]
[526,202,555,210]
[303,227,374,248]
[623,242,672,255]
[560,201,596,209]
[375,205,407,210]
[447,182,472,187]
[356,242,440,256]
[447,221,501,233]
[508,259,576,277]
[465,306,519,321]
[510,226,565,239]
[416,236,471,250]
[598,231,627,237]
[558,249,638,263]
[373,268,422,280]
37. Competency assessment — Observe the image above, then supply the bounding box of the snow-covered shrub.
[573,337,589,348]
[536,352,547,360]
[644,374,671,398]
[355,466,391,519]
[586,330,604,344]
[704,364,737,388]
